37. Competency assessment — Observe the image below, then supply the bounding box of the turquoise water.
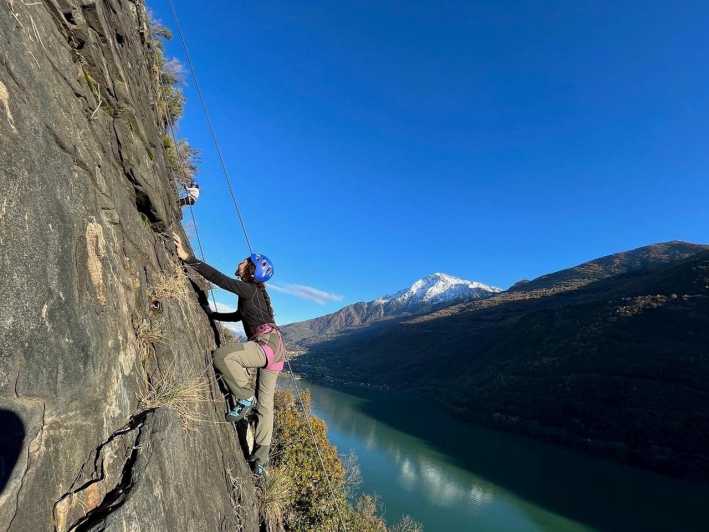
[287,380,709,532]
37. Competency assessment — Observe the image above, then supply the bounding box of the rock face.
[294,242,709,478]
[0,2,258,530]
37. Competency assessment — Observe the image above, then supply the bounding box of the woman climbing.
[173,233,285,476]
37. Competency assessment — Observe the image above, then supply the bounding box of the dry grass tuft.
[151,265,191,304]
[136,357,210,430]
[225,466,246,531]
[135,318,165,361]
[259,467,293,532]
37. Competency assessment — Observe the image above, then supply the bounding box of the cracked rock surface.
[0,1,258,530]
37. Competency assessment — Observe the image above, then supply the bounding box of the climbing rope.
[163,3,350,529]
[153,31,219,314]
[165,0,254,255]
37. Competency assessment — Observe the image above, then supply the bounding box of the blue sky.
[151,1,709,324]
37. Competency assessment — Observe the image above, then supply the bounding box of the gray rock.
[0,1,258,530]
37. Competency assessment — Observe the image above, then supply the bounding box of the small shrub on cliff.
[160,82,185,127]
[271,389,349,530]
[349,495,387,531]
[147,14,172,40]
[163,135,199,187]
[147,12,198,195]
[147,13,184,128]
[390,515,424,532]
[260,466,294,532]
[269,389,422,531]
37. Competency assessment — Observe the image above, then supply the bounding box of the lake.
[283,379,709,531]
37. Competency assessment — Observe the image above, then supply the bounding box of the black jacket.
[185,258,274,338]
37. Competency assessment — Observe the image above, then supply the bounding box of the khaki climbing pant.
[213,341,278,466]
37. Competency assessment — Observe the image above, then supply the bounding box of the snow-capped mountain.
[282,273,501,348]
[376,273,501,310]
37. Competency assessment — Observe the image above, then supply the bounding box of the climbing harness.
[252,322,285,372]
[163,2,350,529]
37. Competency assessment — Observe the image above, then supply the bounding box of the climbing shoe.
[225,396,256,423]
[251,462,267,479]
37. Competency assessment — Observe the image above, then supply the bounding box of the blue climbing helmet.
[249,253,274,283]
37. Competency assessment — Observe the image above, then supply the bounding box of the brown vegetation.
[146,12,198,191]
[268,389,422,531]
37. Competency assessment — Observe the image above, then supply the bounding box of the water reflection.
[417,456,470,507]
[308,382,498,511]
[288,381,709,532]
[398,458,415,489]
[470,484,494,506]
[290,381,586,531]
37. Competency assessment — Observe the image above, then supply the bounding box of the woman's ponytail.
[256,282,275,323]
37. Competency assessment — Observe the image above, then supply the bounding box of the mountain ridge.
[291,241,709,479]
[282,272,500,348]
[406,240,708,324]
